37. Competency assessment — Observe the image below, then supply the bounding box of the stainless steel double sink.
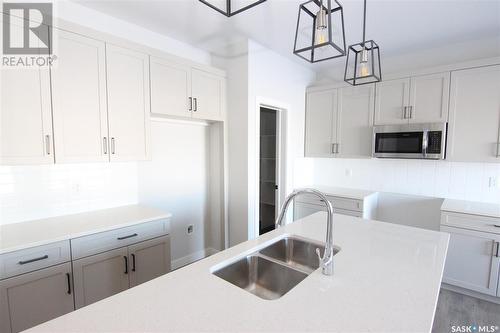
[212,236,340,300]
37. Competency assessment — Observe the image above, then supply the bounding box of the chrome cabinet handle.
[331,143,336,154]
[188,97,193,111]
[103,137,108,155]
[403,106,408,119]
[111,138,116,155]
[408,106,413,119]
[193,98,198,112]
[336,143,340,154]
[45,135,51,155]
[18,255,48,265]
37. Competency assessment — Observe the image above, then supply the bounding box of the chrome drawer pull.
[18,255,48,265]
[117,233,138,241]
[495,241,500,258]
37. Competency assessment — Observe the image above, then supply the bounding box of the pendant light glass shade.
[344,0,382,85]
[293,0,346,63]
[199,0,267,17]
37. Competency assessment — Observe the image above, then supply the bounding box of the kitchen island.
[27,212,449,332]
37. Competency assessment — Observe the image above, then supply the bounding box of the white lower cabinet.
[73,236,171,308]
[294,202,327,220]
[0,263,74,333]
[441,225,500,296]
[293,193,376,221]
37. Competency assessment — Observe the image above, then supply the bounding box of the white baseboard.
[171,247,219,270]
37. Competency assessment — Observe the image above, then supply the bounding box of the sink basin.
[259,237,335,273]
[213,255,308,300]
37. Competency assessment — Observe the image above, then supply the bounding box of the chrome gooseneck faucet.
[275,188,335,276]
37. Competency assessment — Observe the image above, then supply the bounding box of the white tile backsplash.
[304,158,500,204]
[0,163,138,225]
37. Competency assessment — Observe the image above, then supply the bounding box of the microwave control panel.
[427,131,442,154]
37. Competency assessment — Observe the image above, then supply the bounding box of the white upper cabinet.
[447,65,500,162]
[305,89,338,157]
[337,85,375,158]
[149,58,225,121]
[409,72,450,123]
[0,18,54,165]
[375,72,450,125]
[191,68,224,121]
[374,78,410,125]
[51,30,109,163]
[106,44,151,161]
[150,56,191,118]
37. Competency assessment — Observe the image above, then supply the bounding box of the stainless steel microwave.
[372,123,447,160]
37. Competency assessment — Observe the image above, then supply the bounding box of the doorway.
[259,107,280,235]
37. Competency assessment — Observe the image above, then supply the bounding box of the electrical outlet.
[187,225,194,235]
[489,177,498,189]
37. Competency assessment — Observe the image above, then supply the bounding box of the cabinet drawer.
[441,212,500,235]
[71,219,169,259]
[296,194,363,212]
[329,196,363,212]
[334,208,363,218]
[0,241,71,280]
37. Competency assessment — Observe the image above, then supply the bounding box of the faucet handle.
[316,247,323,265]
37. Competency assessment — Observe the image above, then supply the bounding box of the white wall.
[307,158,500,205]
[246,40,316,240]
[0,163,138,224]
[137,119,213,268]
[213,48,249,247]
[55,0,211,65]
[213,40,315,246]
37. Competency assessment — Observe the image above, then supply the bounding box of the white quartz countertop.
[0,205,171,254]
[441,199,500,219]
[28,213,449,333]
[301,185,378,200]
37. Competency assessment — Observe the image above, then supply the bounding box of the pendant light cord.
[362,0,367,46]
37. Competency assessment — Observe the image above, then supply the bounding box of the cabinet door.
[150,56,192,118]
[128,236,171,288]
[293,202,327,221]
[305,89,338,157]
[106,44,151,161]
[51,30,109,163]
[447,65,500,162]
[0,263,74,333]
[409,72,450,123]
[191,68,223,121]
[374,78,410,125]
[337,85,374,158]
[72,247,129,309]
[0,17,53,165]
[441,226,500,296]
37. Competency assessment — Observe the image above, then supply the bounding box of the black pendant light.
[199,0,267,17]
[293,0,346,63]
[344,0,381,85]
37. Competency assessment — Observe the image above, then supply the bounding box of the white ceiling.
[74,0,500,78]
